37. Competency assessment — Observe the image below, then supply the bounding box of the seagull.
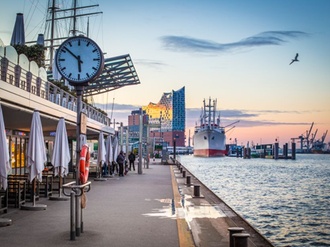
[289,53,299,65]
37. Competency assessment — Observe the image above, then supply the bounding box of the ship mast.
[212,99,216,129]
[45,0,102,69]
[49,0,56,67]
[208,98,211,128]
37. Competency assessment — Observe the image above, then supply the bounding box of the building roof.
[84,54,141,96]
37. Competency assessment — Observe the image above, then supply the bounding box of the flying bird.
[289,53,299,65]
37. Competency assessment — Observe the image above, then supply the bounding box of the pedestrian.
[128,151,136,171]
[116,151,125,177]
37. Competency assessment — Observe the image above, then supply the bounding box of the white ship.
[193,98,226,157]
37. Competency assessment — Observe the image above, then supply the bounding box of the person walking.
[128,151,136,171]
[116,151,125,177]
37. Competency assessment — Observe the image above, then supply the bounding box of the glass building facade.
[142,86,185,146]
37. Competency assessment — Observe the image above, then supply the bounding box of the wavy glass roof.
[84,54,140,96]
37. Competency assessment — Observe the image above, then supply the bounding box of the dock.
[0,159,273,247]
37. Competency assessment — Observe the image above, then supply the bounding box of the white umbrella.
[52,118,70,177]
[50,118,70,200]
[22,110,47,210]
[0,104,12,225]
[112,136,119,174]
[95,132,106,180]
[27,111,47,182]
[97,132,106,166]
[106,136,113,164]
[0,104,10,190]
[105,135,113,176]
[113,136,119,160]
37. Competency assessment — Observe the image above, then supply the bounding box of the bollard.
[193,185,200,197]
[274,142,279,160]
[182,170,186,178]
[70,191,75,240]
[171,198,175,215]
[292,142,296,160]
[186,176,191,186]
[228,227,244,247]
[233,233,250,247]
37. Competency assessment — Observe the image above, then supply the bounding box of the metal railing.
[0,55,111,126]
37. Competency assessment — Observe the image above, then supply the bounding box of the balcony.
[0,44,113,136]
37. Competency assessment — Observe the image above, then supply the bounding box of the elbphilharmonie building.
[142,86,185,147]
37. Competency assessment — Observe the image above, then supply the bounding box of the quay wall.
[174,159,275,247]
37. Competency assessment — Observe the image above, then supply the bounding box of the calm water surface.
[179,154,330,247]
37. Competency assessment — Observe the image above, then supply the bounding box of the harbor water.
[178,154,330,247]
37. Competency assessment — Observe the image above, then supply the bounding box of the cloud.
[186,108,312,128]
[134,59,168,69]
[160,31,308,53]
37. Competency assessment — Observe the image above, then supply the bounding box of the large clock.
[55,36,104,85]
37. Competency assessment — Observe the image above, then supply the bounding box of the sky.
[1,0,330,147]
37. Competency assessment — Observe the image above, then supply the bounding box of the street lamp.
[159,111,163,158]
[173,133,179,160]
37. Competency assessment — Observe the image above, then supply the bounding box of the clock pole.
[75,85,84,185]
[75,84,84,237]
[56,36,104,238]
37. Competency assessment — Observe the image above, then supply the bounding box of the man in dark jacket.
[116,151,125,177]
[128,152,136,171]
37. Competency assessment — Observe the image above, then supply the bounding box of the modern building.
[136,86,185,148]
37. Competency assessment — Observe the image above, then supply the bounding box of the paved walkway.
[0,160,182,247]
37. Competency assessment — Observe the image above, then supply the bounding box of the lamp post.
[138,108,143,174]
[173,134,179,160]
[159,111,162,158]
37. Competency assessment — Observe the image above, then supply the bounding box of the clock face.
[55,36,104,84]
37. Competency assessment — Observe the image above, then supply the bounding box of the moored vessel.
[193,98,226,157]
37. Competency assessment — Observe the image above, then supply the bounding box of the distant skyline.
[1,0,329,146]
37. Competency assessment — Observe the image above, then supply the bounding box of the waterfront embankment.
[0,159,274,247]
[171,159,274,247]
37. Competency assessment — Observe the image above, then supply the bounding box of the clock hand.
[63,46,80,61]
[77,55,83,72]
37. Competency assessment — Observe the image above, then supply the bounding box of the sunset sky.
[1,0,329,146]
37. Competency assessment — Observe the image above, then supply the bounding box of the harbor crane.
[312,130,328,152]
[291,122,314,153]
[291,122,329,153]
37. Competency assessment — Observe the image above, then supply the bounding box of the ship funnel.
[37,34,45,46]
[10,13,25,46]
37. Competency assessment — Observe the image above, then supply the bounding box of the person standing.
[128,152,136,171]
[116,151,125,177]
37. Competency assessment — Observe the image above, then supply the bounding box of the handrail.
[0,54,111,126]
[62,181,91,197]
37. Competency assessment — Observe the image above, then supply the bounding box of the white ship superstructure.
[193,98,226,157]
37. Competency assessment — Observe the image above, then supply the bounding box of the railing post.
[70,191,75,240]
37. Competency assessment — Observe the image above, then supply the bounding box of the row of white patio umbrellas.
[0,103,118,192]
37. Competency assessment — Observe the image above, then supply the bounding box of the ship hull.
[193,129,226,157]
